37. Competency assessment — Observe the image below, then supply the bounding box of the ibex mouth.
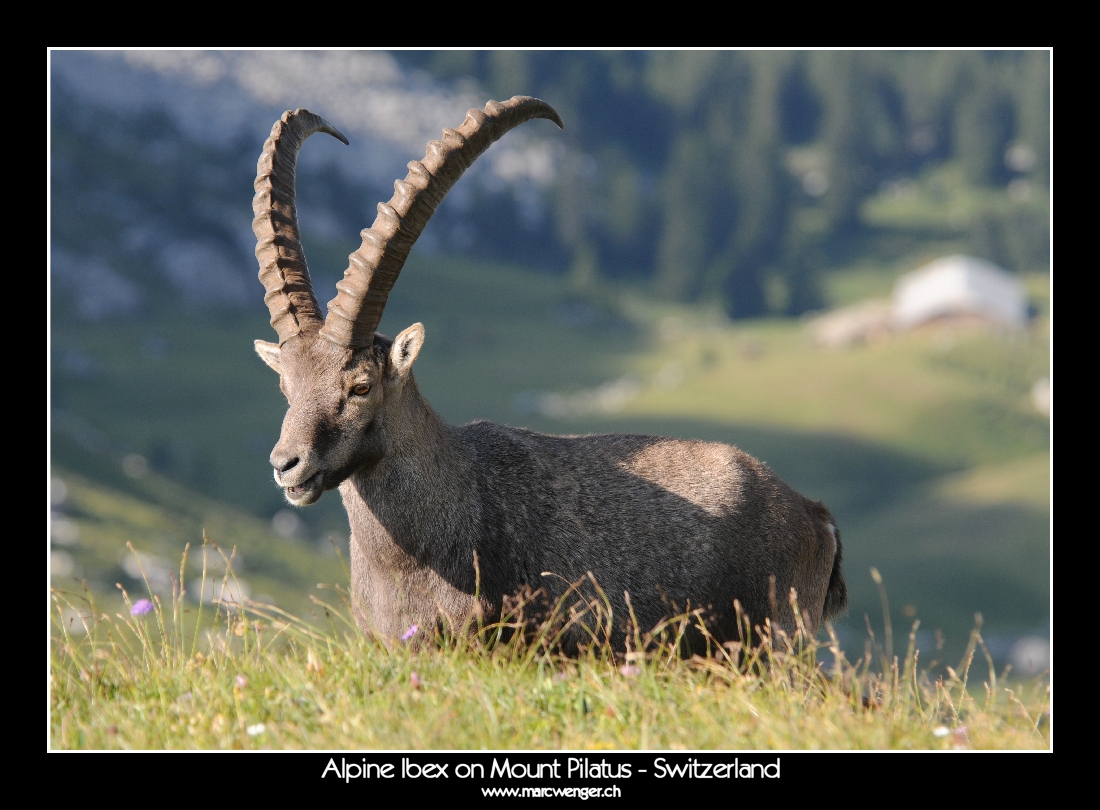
[284,472,323,505]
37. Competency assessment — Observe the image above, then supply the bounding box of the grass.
[50,540,1049,751]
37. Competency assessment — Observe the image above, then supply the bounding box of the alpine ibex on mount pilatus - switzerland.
[251,97,846,651]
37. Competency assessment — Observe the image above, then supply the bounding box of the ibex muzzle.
[252,99,847,650]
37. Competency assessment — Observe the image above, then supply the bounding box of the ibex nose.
[270,449,300,473]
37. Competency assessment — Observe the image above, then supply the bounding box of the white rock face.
[892,255,1027,330]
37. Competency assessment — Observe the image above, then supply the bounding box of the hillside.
[52,248,1050,665]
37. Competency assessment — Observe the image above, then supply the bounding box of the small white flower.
[933,726,950,737]
[246,723,266,736]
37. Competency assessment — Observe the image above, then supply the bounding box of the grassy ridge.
[51,546,1050,750]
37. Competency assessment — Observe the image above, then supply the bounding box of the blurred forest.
[395,51,1050,316]
[51,51,1050,326]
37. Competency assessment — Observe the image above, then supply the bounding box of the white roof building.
[891,255,1027,330]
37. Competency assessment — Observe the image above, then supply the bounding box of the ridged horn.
[320,96,564,349]
[254,109,349,344]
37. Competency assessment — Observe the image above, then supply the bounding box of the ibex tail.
[823,521,848,621]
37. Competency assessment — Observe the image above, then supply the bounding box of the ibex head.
[253,99,564,505]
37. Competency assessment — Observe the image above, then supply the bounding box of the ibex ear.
[389,323,425,381]
[254,340,283,374]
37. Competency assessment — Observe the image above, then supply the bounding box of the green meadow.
[51,562,1050,749]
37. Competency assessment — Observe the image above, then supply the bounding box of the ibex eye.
[352,383,371,396]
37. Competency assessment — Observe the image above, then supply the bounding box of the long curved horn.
[254,109,349,344]
[320,96,564,349]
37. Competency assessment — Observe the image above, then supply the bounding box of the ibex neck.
[343,374,476,555]
[340,374,484,635]
[381,374,450,455]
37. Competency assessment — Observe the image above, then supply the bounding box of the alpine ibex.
[252,98,846,650]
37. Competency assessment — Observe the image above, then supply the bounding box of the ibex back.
[251,98,847,650]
